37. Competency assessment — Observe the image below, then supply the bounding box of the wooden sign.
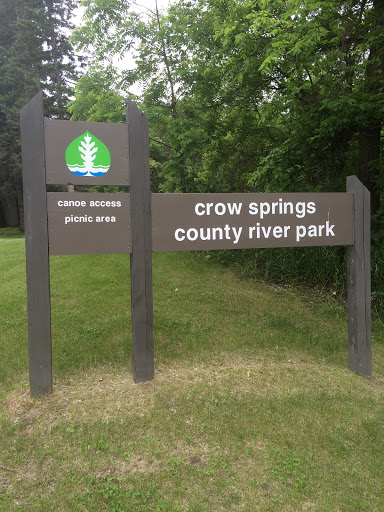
[20,92,372,397]
[152,193,354,252]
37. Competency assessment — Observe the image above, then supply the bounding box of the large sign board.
[47,192,354,255]
[152,193,354,252]
[20,92,371,397]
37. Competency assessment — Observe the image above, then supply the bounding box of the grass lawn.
[1,227,384,511]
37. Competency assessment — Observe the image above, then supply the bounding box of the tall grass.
[209,246,347,290]
[209,244,384,315]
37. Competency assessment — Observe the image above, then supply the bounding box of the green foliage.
[68,65,126,123]
[72,0,383,195]
[0,0,79,228]
[70,0,384,300]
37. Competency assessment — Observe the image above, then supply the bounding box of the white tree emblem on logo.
[79,133,98,173]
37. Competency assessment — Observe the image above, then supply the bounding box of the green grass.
[1,233,384,511]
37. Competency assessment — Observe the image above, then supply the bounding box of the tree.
[219,0,384,205]
[44,0,80,118]
[72,0,384,201]
[73,0,218,192]
[68,64,126,123]
[0,0,79,228]
[0,0,44,227]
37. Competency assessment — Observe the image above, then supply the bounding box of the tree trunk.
[154,0,187,192]
[358,126,381,212]
[1,192,19,227]
[358,0,383,212]
[0,199,6,227]
[17,184,24,232]
[46,0,65,118]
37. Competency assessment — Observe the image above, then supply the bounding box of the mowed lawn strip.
[1,229,384,511]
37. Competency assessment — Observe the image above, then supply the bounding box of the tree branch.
[149,136,173,150]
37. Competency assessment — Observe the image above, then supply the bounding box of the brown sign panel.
[47,192,131,255]
[152,193,354,252]
[44,119,129,185]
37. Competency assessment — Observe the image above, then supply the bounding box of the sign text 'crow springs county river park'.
[150,192,354,251]
[20,92,371,396]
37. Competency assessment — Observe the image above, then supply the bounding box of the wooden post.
[126,99,154,382]
[20,92,53,396]
[347,175,371,376]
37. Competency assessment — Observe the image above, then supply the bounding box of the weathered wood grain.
[20,92,52,396]
[126,99,154,383]
[347,175,371,376]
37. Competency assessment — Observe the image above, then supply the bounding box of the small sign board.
[47,192,131,255]
[44,119,129,185]
[152,193,354,252]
